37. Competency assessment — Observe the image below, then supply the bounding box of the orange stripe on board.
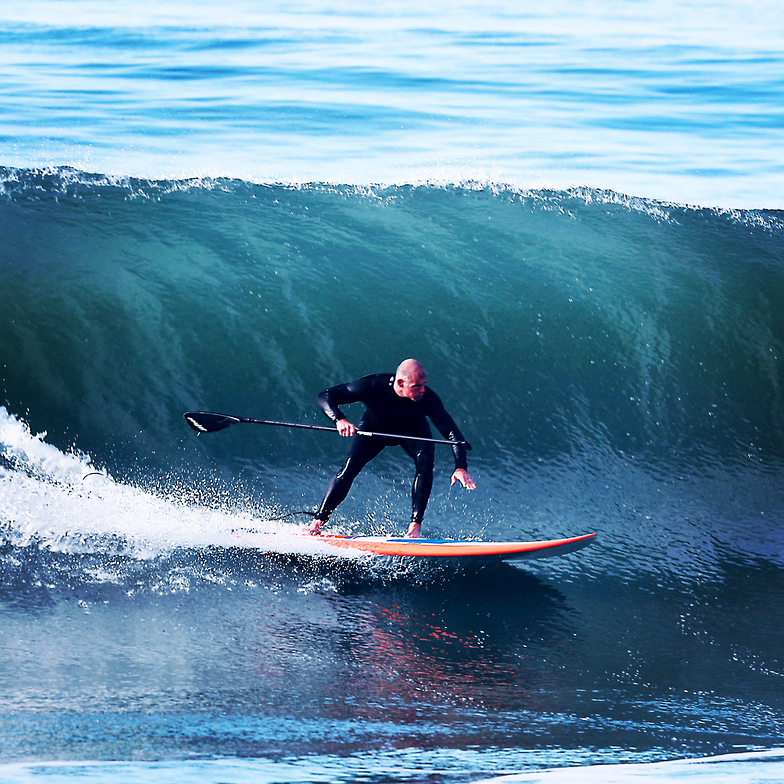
[314,533,596,558]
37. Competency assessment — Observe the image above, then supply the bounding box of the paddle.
[183,411,470,448]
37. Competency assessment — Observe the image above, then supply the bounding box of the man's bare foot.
[305,519,325,535]
[405,522,421,538]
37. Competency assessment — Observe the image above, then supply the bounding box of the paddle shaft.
[184,411,469,447]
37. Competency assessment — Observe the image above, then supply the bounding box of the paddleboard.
[232,529,596,560]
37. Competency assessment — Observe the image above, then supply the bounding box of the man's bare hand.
[336,419,356,437]
[451,468,476,490]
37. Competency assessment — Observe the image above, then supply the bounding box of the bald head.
[394,359,427,401]
[396,358,426,380]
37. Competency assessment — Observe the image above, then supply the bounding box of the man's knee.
[414,447,434,473]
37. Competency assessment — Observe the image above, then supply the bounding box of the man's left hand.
[451,468,476,490]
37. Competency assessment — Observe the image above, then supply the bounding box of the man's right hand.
[336,419,356,437]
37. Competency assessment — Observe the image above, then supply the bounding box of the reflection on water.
[1,541,783,763]
[245,561,572,720]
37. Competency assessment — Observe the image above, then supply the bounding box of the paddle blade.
[184,411,241,433]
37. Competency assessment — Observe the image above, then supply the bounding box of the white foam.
[0,406,345,559]
[473,748,784,784]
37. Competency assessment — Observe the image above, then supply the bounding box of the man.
[306,359,476,538]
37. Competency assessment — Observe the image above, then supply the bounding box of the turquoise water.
[2,2,784,782]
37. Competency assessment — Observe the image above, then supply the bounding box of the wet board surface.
[232,530,597,560]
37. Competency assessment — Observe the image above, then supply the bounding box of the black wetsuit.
[315,373,469,525]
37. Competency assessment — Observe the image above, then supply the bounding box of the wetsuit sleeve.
[317,375,377,423]
[425,390,471,470]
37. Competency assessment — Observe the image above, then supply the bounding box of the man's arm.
[317,384,351,423]
[424,390,475,489]
[317,375,380,435]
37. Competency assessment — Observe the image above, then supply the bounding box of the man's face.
[395,372,427,401]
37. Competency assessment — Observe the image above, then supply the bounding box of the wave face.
[3,169,783,485]
[2,168,784,578]
[2,169,784,777]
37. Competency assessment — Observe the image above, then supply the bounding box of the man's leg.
[402,441,435,538]
[307,436,386,533]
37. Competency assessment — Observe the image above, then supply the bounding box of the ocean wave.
[2,168,783,577]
